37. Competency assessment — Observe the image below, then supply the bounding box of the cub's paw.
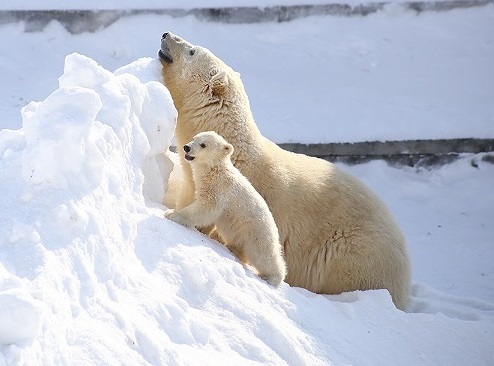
[164,209,176,218]
[164,209,189,227]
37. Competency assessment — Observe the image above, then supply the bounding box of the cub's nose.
[162,32,168,39]
[183,145,191,153]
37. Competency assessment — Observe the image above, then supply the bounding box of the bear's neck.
[176,101,263,169]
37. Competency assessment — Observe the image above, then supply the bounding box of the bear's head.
[158,32,238,110]
[182,131,234,165]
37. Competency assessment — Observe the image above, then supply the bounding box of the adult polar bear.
[159,32,411,310]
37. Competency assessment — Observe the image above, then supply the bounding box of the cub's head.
[158,32,238,108]
[182,131,234,165]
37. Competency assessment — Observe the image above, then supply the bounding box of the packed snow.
[1,2,493,366]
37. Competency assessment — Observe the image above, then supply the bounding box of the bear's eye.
[199,143,206,148]
[189,49,195,56]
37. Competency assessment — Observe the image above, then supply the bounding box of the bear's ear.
[211,70,228,97]
[223,142,233,157]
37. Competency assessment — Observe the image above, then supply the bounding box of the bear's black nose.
[183,145,190,153]
[162,32,168,39]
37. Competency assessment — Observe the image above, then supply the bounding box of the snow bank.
[0,53,177,364]
[21,53,175,199]
[0,54,493,365]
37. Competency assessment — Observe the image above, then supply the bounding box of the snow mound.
[0,53,177,364]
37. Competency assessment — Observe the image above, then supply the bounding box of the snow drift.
[0,54,493,365]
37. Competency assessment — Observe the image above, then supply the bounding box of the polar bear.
[159,32,411,309]
[165,131,287,286]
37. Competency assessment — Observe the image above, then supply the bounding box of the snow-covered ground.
[0,2,493,365]
[1,4,493,142]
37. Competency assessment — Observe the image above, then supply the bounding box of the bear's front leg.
[164,209,194,228]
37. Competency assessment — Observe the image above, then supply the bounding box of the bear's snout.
[159,33,173,64]
[183,145,191,153]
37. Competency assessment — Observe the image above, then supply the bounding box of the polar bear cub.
[165,131,286,286]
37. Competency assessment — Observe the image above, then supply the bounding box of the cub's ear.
[223,142,234,156]
[211,70,228,96]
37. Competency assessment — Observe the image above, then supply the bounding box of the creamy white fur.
[165,131,286,286]
[160,32,410,309]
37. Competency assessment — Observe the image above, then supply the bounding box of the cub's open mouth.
[158,49,173,64]
[184,154,195,161]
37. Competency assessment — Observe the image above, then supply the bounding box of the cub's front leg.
[165,200,219,229]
